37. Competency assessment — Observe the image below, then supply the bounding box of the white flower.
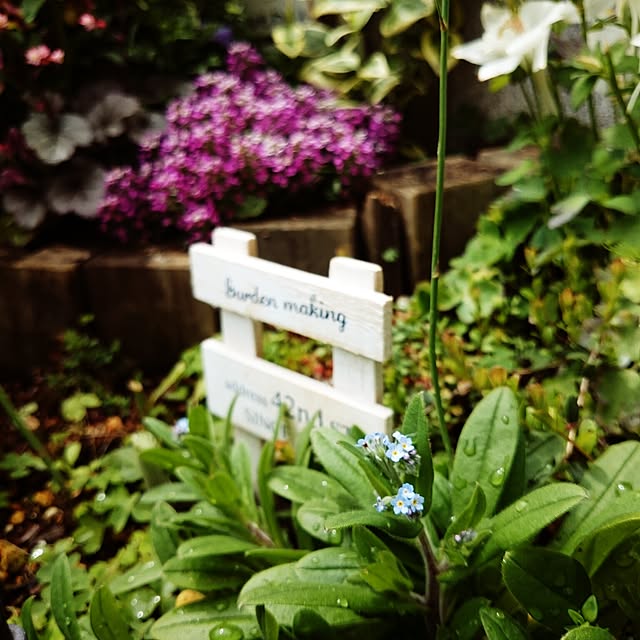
[452,1,580,81]
[22,112,92,164]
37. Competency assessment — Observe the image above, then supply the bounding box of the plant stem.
[578,0,599,139]
[0,385,66,489]
[418,528,441,634]
[604,50,640,153]
[430,0,453,467]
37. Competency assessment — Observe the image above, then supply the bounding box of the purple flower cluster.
[98,42,401,243]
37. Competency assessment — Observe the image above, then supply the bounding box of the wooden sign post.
[190,228,394,454]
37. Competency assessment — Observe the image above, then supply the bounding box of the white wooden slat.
[189,242,392,362]
[329,257,384,406]
[211,228,264,464]
[213,228,262,357]
[202,338,394,440]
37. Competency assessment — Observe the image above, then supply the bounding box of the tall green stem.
[578,0,599,139]
[430,0,453,467]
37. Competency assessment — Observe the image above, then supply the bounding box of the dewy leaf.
[310,429,377,508]
[478,483,588,563]
[176,534,257,558]
[573,513,640,576]
[20,596,39,640]
[90,586,130,640]
[162,556,250,591]
[555,441,640,554]
[151,598,259,640]
[296,498,344,544]
[268,466,357,508]
[50,555,82,640]
[479,606,528,640]
[450,387,520,518]
[324,508,421,538]
[560,627,616,640]
[402,393,433,512]
[502,547,592,632]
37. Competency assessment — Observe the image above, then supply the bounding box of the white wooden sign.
[189,228,394,452]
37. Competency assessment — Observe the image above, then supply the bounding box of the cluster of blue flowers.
[375,483,425,517]
[357,431,425,519]
[356,431,417,463]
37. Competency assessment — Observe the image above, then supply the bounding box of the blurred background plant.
[97,42,400,244]
[270,0,463,155]
[0,0,246,245]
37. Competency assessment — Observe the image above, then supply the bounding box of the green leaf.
[450,387,520,517]
[313,0,386,17]
[21,596,40,640]
[324,508,421,538]
[272,22,307,58]
[379,0,434,37]
[445,483,486,545]
[181,435,216,472]
[140,448,203,473]
[602,191,640,215]
[237,195,268,219]
[502,547,592,632]
[109,560,162,595]
[151,503,180,564]
[296,498,343,544]
[139,482,200,504]
[555,441,640,554]
[570,74,598,110]
[478,483,588,562]
[50,555,82,640]
[359,549,413,595]
[479,606,528,640]
[256,605,280,640]
[310,429,376,508]
[176,535,257,558]
[163,556,250,591]
[560,627,616,640]
[444,597,489,640]
[61,392,101,422]
[151,598,259,640]
[143,416,182,449]
[310,50,361,74]
[258,439,286,548]
[573,513,640,576]
[548,194,591,229]
[402,393,433,512]
[358,52,392,80]
[430,471,453,534]
[21,0,47,22]
[292,608,331,637]
[90,586,130,640]
[268,466,357,507]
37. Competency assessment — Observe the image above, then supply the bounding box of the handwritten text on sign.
[202,340,393,439]
[190,244,392,362]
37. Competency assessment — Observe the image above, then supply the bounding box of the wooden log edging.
[0,152,525,375]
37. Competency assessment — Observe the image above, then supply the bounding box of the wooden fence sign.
[189,227,394,453]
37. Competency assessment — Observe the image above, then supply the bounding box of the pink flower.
[25,45,51,66]
[48,49,65,64]
[78,13,106,31]
[0,14,9,29]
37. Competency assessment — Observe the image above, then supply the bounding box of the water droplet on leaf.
[490,467,506,487]
[463,439,476,457]
[515,500,528,512]
[210,624,244,640]
[501,415,510,424]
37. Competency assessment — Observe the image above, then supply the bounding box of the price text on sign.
[190,243,392,362]
[202,340,393,439]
